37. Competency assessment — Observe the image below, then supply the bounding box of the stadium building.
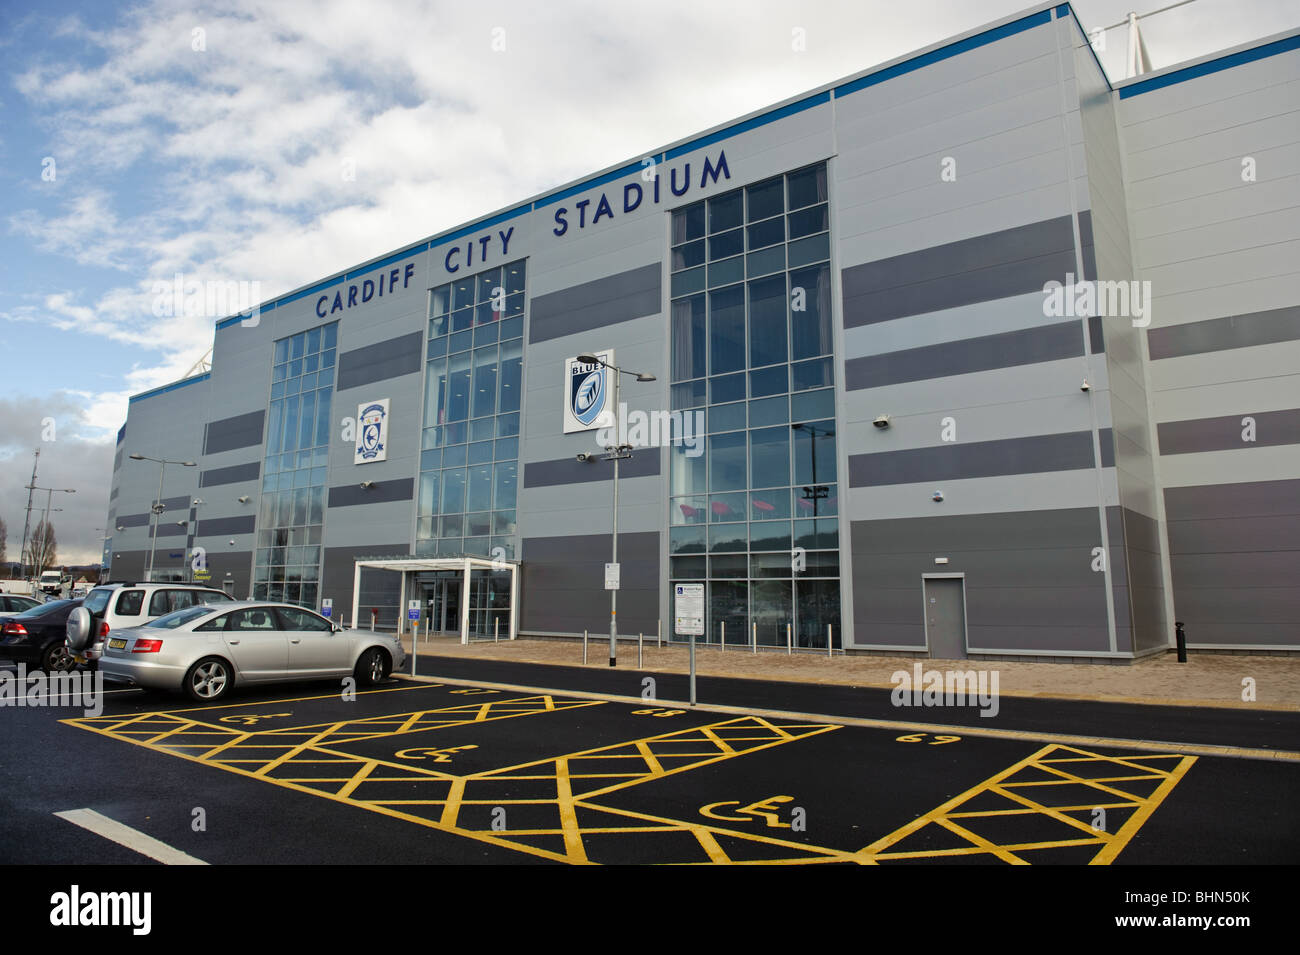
[103,2,1300,661]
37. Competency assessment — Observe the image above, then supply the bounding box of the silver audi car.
[96,601,406,702]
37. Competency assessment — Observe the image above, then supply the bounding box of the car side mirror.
[332,623,343,633]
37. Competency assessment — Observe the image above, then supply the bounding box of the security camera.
[872,415,891,429]
[237,496,250,503]
[1080,379,1091,392]
[933,490,944,502]
[576,452,592,463]
[360,481,374,489]
[228,539,236,546]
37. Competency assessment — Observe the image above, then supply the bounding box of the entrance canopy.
[350,557,518,644]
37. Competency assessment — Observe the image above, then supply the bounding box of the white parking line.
[54,809,209,865]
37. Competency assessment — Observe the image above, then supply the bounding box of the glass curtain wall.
[667,162,842,648]
[254,322,338,608]
[417,260,525,559]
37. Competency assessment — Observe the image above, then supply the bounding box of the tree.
[0,516,7,571]
[29,520,57,575]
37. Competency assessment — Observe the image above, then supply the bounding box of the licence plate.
[108,638,127,650]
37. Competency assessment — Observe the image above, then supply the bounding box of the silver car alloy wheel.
[44,643,76,672]
[368,651,384,682]
[192,661,228,698]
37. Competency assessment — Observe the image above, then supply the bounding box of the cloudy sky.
[1,0,1295,564]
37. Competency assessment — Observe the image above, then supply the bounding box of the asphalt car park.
[2,667,1296,865]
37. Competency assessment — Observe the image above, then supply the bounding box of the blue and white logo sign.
[563,350,613,434]
[355,399,390,464]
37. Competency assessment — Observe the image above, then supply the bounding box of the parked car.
[0,599,84,671]
[0,594,42,619]
[65,582,237,666]
[96,602,406,701]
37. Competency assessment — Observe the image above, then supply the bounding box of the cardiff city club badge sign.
[563,349,613,434]
[355,399,390,464]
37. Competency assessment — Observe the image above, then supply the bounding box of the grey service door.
[924,578,967,660]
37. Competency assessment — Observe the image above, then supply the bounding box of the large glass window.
[668,162,841,649]
[255,321,337,608]
[419,260,525,559]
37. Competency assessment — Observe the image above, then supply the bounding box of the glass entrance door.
[421,576,463,635]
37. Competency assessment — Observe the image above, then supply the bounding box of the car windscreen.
[15,599,79,619]
[146,606,217,630]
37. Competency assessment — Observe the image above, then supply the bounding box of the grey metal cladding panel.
[1158,407,1300,455]
[1170,551,1300,589]
[1098,427,1114,468]
[853,548,1103,589]
[1184,624,1299,647]
[204,410,266,455]
[336,331,424,391]
[115,514,150,528]
[321,544,409,618]
[520,532,659,633]
[1088,314,1105,353]
[844,321,1083,389]
[1167,515,1300,555]
[850,508,1101,553]
[196,515,257,537]
[1167,587,1300,625]
[524,453,660,488]
[967,624,1110,653]
[848,430,1095,487]
[529,263,662,344]
[841,216,1076,328]
[853,622,926,649]
[1147,305,1300,361]
[114,448,123,472]
[200,461,260,487]
[161,495,192,511]
[1165,478,1300,521]
[967,587,1108,627]
[327,478,415,508]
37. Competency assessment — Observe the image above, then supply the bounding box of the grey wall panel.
[520,531,659,635]
[850,507,1112,654]
[841,216,1075,327]
[844,321,1085,390]
[193,515,256,537]
[328,478,415,508]
[524,453,660,488]
[1149,304,1300,361]
[849,431,1096,487]
[1164,477,1300,520]
[528,263,661,344]
[115,514,151,529]
[203,410,266,455]
[1158,407,1300,454]
[200,461,260,487]
[335,332,424,392]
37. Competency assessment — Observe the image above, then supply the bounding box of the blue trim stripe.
[425,202,534,246]
[1120,33,1300,98]
[128,372,211,404]
[1054,4,1069,17]
[834,9,1052,99]
[116,424,125,445]
[345,242,430,280]
[664,94,829,161]
[534,158,663,208]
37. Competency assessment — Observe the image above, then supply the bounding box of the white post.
[460,558,472,645]
[638,632,643,669]
[397,570,407,640]
[787,622,792,655]
[827,623,833,658]
[720,620,725,652]
[751,621,757,654]
[350,561,362,630]
[657,618,661,649]
[583,629,588,665]
[509,562,519,640]
[495,616,499,642]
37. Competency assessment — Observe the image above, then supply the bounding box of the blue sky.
[1,0,1295,562]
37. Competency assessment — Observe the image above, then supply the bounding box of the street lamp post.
[24,485,76,579]
[129,453,197,583]
[577,354,656,667]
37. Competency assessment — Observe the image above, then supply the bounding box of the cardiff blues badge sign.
[563,349,613,434]
[355,399,390,464]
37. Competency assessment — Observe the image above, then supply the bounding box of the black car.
[0,599,83,672]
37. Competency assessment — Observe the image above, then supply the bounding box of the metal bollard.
[583,629,588,665]
[787,622,792,655]
[720,621,726,652]
[752,622,757,654]
[494,617,499,643]
[1175,621,1187,663]
[638,632,643,669]
[828,624,833,658]
[657,619,662,649]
